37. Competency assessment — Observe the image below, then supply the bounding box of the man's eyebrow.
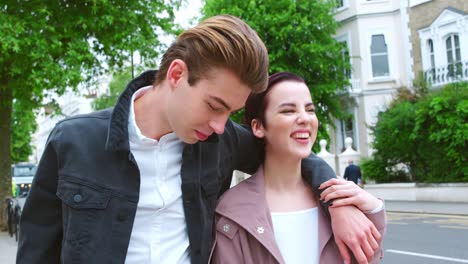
[209,95,232,111]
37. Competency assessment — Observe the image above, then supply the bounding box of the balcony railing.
[424,61,468,87]
[346,79,361,93]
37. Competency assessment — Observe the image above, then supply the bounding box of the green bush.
[412,82,468,182]
[360,158,387,183]
[367,82,468,183]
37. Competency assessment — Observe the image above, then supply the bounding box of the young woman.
[210,72,386,264]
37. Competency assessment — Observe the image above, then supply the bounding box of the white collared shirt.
[271,208,319,264]
[125,86,190,264]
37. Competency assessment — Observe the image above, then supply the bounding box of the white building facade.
[327,0,467,174]
[418,7,468,87]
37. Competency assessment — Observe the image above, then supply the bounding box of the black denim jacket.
[17,70,336,264]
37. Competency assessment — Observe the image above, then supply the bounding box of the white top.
[271,208,319,264]
[125,86,190,264]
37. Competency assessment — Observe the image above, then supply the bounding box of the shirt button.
[73,194,82,203]
[223,224,230,232]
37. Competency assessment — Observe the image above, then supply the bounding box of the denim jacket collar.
[105,70,157,151]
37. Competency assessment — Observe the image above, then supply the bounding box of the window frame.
[369,33,391,79]
[445,34,462,78]
[336,33,353,80]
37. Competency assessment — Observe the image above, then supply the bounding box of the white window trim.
[367,30,393,82]
[335,107,360,152]
[428,39,435,69]
[361,0,389,5]
[444,33,461,64]
[336,0,349,12]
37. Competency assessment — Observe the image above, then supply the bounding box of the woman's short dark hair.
[243,72,305,128]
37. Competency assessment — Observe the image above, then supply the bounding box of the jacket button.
[256,226,264,234]
[73,194,82,203]
[223,224,230,232]
[117,211,128,222]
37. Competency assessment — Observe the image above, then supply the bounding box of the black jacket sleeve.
[17,125,63,264]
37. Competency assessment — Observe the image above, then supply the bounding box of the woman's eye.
[280,109,295,114]
[308,108,316,113]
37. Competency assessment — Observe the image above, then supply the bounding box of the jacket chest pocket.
[56,178,111,254]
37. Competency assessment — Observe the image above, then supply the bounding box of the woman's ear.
[251,119,265,138]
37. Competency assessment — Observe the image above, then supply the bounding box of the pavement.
[384,200,468,216]
[0,200,467,264]
[0,231,17,264]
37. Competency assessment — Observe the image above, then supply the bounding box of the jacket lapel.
[216,167,285,264]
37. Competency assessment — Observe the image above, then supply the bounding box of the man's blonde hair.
[155,15,269,93]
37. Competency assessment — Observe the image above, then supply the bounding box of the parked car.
[11,163,37,197]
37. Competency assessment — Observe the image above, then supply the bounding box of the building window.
[446,34,462,78]
[428,39,435,82]
[340,41,352,79]
[370,34,390,77]
[334,0,349,10]
[338,115,357,152]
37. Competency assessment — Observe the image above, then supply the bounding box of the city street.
[382,212,468,264]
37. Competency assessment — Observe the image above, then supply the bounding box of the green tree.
[365,82,468,183]
[11,100,37,163]
[202,0,350,150]
[0,0,181,227]
[93,69,134,110]
[366,101,417,182]
[411,82,468,182]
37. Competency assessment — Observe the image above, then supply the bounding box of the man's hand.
[329,205,381,264]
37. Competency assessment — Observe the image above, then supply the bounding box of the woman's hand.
[319,178,381,213]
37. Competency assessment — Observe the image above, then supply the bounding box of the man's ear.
[251,119,265,138]
[166,59,188,89]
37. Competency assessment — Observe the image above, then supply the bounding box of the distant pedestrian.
[344,159,363,186]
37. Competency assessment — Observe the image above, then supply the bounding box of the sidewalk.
[385,200,468,216]
[0,232,17,264]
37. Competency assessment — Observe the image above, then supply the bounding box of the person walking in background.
[344,159,363,186]
[210,72,386,264]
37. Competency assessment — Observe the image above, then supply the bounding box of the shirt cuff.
[365,199,384,214]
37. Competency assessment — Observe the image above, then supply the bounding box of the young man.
[17,15,380,264]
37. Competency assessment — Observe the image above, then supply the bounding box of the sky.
[174,0,203,29]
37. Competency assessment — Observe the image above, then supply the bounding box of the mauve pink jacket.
[210,167,386,264]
